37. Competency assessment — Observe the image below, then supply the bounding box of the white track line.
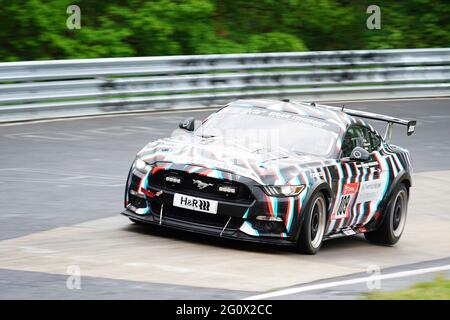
[243,264,450,300]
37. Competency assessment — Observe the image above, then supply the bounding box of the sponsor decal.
[357,161,378,168]
[142,189,155,198]
[141,187,162,198]
[245,108,330,128]
[173,193,218,214]
[180,196,210,211]
[343,228,356,236]
[343,183,359,195]
[356,179,383,203]
[334,182,359,219]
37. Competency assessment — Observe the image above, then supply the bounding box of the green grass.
[365,276,450,300]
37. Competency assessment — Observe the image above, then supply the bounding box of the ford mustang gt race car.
[122,99,416,254]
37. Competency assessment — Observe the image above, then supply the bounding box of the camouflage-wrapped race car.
[122,99,416,254]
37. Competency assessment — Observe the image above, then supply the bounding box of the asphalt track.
[0,98,449,299]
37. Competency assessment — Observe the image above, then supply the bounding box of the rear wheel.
[365,184,408,245]
[296,192,327,254]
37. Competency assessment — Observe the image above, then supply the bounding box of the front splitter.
[121,208,296,247]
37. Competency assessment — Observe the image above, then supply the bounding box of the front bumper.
[121,207,295,246]
[123,161,300,246]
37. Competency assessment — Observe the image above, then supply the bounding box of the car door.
[350,128,390,229]
[331,125,382,231]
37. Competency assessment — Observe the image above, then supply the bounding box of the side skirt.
[323,225,377,241]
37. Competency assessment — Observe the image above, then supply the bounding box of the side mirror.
[350,146,370,161]
[179,117,195,131]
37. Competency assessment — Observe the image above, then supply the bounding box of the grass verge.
[365,276,450,300]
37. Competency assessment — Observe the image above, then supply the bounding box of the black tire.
[365,184,408,246]
[296,192,327,254]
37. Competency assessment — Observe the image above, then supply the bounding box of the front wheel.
[296,192,327,254]
[365,184,408,245]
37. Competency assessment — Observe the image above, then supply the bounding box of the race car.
[122,99,415,254]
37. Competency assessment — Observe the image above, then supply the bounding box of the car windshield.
[195,105,340,157]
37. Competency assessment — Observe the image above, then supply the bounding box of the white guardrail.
[0,48,449,122]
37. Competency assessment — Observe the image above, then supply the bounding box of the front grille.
[150,202,243,230]
[148,169,254,203]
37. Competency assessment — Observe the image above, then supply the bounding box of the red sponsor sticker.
[142,188,155,198]
[342,182,359,195]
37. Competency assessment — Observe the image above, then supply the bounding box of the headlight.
[135,158,150,173]
[261,185,305,197]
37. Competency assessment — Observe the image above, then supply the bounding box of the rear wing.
[314,103,416,142]
[341,108,416,136]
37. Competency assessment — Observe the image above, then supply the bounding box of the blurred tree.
[364,0,450,49]
[247,32,307,52]
[0,0,448,61]
[0,0,134,61]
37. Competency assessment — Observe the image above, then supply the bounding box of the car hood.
[137,134,335,184]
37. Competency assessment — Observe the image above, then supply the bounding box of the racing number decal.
[336,195,351,218]
[334,183,359,219]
